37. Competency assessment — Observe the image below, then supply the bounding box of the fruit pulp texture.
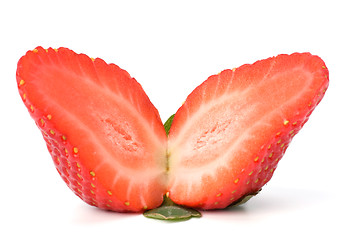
[17,47,168,211]
[167,54,328,208]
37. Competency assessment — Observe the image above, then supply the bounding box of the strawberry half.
[16,47,168,212]
[167,53,329,209]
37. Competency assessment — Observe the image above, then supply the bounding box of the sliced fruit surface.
[16,47,168,212]
[167,53,329,209]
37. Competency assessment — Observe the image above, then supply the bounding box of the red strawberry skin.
[167,53,329,209]
[16,47,168,212]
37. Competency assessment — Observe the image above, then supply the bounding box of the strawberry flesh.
[17,47,168,212]
[167,53,329,209]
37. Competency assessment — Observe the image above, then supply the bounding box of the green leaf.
[143,195,201,221]
[163,114,175,136]
[228,189,261,207]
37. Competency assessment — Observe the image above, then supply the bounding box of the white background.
[1,0,347,239]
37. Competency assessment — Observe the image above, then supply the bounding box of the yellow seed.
[77,181,81,186]
[276,132,281,136]
[259,169,262,173]
[40,119,45,126]
[292,121,297,126]
[322,66,326,69]
[90,190,95,194]
[268,144,271,149]
[308,102,312,107]
[19,79,25,86]
[90,171,96,177]
[30,105,34,112]
[269,153,273,158]
[289,130,294,134]
[106,204,111,208]
[61,135,67,141]
[270,168,274,173]
[107,190,112,196]
[73,147,79,154]
[232,68,236,72]
[23,93,26,99]
[263,179,267,182]
[77,188,82,193]
[214,202,219,205]
[143,206,148,210]
[47,114,52,120]
[91,57,95,61]
[124,201,130,206]
[54,48,58,52]
[283,120,289,126]
[76,163,80,168]
[216,193,222,197]
[277,139,282,144]
[108,199,112,203]
[77,173,82,179]
[249,171,253,176]
[255,179,259,183]
[45,49,48,52]
[261,158,265,163]
[246,180,250,185]
[281,143,285,148]
[234,178,239,184]
[254,157,259,162]
[265,166,269,170]
[230,197,235,201]
[91,183,95,188]
[231,190,236,194]
[50,129,55,135]
[33,48,38,53]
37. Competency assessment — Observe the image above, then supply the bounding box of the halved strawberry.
[167,53,329,209]
[17,48,329,217]
[16,47,168,212]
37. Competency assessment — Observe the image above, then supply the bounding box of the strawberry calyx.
[227,189,261,208]
[164,114,175,136]
[143,194,201,221]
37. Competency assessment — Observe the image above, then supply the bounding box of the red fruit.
[16,47,168,212]
[167,53,329,209]
[17,48,329,214]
